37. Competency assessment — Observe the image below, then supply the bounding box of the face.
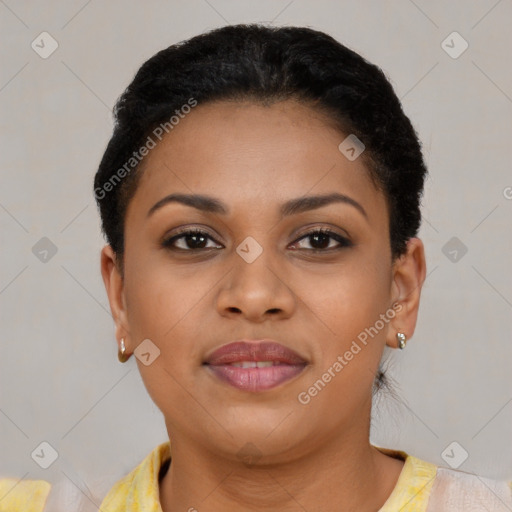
[101,99,425,463]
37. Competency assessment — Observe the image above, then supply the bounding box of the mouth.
[203,340,308,392]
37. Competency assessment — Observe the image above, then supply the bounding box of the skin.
[101,99,426,511]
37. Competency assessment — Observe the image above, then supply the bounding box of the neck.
[159,425,404,512]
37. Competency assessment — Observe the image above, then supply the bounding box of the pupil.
[311,233,329,249]
[187,234,207,249]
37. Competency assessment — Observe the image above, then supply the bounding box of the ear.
[100,244,131,354]
[386,237,426,349]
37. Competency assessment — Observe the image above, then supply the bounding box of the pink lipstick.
[204,340,307,392]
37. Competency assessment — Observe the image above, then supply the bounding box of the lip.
[204,340,307,392]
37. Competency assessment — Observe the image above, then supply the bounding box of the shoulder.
[99,441,171,512]
[0,478,51,512]
[374,446,512,512]
[0,472,110,512]
[426,465,512,511]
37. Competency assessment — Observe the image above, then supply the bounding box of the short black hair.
[94,23,428,274]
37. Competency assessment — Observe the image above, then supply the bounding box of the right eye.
[161,228,223,251]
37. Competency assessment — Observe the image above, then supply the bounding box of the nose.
[215,248,297,323]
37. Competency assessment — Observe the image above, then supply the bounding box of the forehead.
[127,99,386,222]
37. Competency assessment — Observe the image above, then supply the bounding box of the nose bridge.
[236,239,278,290]
[216,234,295,319]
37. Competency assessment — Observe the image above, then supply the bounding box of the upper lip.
[204,340,307,365]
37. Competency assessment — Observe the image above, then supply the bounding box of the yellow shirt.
[0,478,51,512]
[2,443,511,511]
[99,441,512,511]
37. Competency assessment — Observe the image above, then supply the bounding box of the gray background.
[1,0,511,503]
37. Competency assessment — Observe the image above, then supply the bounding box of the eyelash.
[161,227,352,253]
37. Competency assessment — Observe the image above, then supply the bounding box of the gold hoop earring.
[396,332,407,350]
[118,338,129,363]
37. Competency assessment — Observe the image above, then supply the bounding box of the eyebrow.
[147,192,368,220]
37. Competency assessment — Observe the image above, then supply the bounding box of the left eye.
[290,229,352,251]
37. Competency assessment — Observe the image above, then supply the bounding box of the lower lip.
[206,364,306,392]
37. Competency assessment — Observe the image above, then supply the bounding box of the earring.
[118,338,129,363]
[396,332,407,350]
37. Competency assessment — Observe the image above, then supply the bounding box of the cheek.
[296,266,390,417]
[124,255,198,340]
[306,256,392,334]
[122,259,208,402]
[299,256,392,403]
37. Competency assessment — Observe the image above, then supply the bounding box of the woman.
[4,22,509,512]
